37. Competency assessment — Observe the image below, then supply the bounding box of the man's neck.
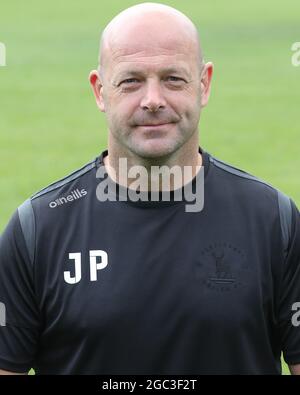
[103,146,203,192]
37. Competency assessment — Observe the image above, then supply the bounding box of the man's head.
[90,2,213,160]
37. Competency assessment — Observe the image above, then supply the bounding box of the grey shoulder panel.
[18,199,35,266]
[277,190,292,260]
[31,159,96,200]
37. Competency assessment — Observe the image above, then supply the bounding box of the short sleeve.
[277,199,300,365]
[0,209,40,373]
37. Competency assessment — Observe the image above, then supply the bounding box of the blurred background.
[0,0,299,374]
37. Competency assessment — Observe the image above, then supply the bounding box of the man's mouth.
[137,122,173,127]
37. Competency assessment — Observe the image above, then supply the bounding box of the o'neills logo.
[49,188,87,208]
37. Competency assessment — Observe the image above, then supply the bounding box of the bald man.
[0,3,300,375]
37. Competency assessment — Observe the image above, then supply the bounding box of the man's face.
[91,20,209,159]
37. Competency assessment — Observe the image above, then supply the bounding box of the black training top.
[0,147,299,374]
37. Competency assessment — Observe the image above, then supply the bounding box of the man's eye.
[121,78,140,85]
[166,76,184,82]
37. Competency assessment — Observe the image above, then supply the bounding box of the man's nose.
[140,79,166,112]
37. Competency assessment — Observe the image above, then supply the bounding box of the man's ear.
[200,62,213,108]
[89,70,106,112]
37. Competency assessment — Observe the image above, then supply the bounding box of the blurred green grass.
[1,0,299,375]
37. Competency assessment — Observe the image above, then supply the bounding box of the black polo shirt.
[0,147,299,374]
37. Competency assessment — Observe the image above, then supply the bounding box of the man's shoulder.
[206,151,293,206]
[208,152,275,192]
[30,156,98,203]
[207,152,293,257]
[19,154,98,218]
[208,151,292,215]
[15,156,99,266]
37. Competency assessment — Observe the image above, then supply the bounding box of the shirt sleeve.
[277,198,300,365]
[0,209,40,373]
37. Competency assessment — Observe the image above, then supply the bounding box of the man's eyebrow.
[161,67,191,79]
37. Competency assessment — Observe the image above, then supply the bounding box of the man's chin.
[129,139,180,160]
